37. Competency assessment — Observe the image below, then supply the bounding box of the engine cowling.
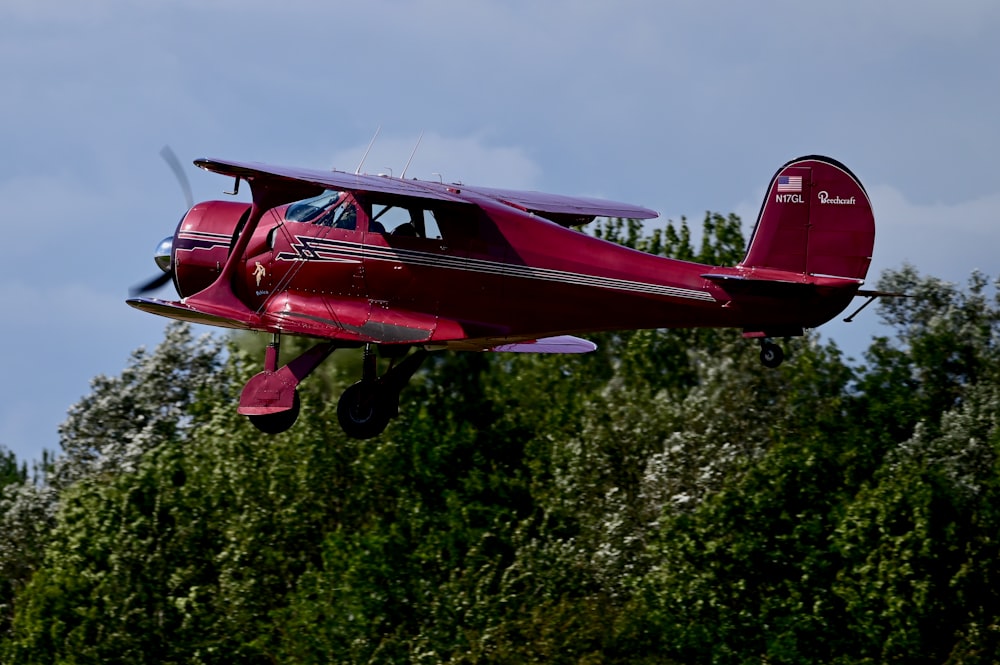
[171,200,251,298]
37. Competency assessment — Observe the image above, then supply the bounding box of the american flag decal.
[777,175,802,193]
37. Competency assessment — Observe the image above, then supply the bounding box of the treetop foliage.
[3,212,1000,663]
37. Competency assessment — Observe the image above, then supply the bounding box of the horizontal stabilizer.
[843,289,912,322]
[701,273,810,287]
[702,272,863,298]
[855,289,910,298]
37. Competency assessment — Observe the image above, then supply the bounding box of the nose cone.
[154,235,173,273]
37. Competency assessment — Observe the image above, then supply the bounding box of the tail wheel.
[760,342,785,368]
[248,390,301,434]
[337,381,392,439]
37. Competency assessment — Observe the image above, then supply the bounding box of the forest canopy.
[2,213,1000,664]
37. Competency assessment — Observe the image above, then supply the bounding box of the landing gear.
[759,339,785,368]
[337,381,392,439]
[745,329,796,369]
[239,335,428,438]
[336,345,428,440]
[248,390,301,434]
[239,336,337,434]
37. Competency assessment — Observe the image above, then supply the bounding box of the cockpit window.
[285,190,344,223]
[369,203,443,239]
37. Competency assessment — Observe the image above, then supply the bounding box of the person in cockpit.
[334,203,357,230]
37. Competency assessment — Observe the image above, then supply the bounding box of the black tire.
[760,342,784,368]
[248,390,301,434]
[337,382,392,439]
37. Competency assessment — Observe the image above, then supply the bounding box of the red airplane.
[128,154,876,438]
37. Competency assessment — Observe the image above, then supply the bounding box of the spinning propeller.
[130,146,193,297]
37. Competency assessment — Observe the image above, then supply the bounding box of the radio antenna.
[355,125,381,174]
[400,130,424,180]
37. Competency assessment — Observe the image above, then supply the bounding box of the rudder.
[740,156,875,282]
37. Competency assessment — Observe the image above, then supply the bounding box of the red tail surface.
[740,156,875,282]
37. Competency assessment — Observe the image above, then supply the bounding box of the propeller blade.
[160,145,194,210]
[129,271,174,297]
[130,149,187,298]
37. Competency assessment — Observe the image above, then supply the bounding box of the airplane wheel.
[760,342,784,368]
[337,382,391,439]
[248,390,301,434]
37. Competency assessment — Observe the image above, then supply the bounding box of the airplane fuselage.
[217,191,857,348]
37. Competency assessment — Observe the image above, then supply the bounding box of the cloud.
[322,131,543,189]
[867,185,1000,284]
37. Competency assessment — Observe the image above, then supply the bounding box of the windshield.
[285,190,344,223]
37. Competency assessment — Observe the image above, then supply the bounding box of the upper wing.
[196,158,658,224]
[457,185,659,223]
[195,158,468,204]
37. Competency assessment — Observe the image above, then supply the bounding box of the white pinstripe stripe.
[275,236,716,302]
[178,231,230,242]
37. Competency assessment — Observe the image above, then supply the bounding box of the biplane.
[128,153,876,438]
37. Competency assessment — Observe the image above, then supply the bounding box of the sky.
[1,0,999,464]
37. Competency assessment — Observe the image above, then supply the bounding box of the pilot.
[334,203,357,230]
[391,208,422,237]
[314,204,342,227]
[392,222,417,237]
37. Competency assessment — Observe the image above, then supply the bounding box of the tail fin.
[740,156,875,282]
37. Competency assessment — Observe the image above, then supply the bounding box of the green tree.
[857,266,1000,444]
[26,215,1000,664]
[621,339,863,663]
[3,323,233,663]
[0,446,26,491]
[834,381,1000,664]
[53,321,227,489]
[1,445,36,641]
